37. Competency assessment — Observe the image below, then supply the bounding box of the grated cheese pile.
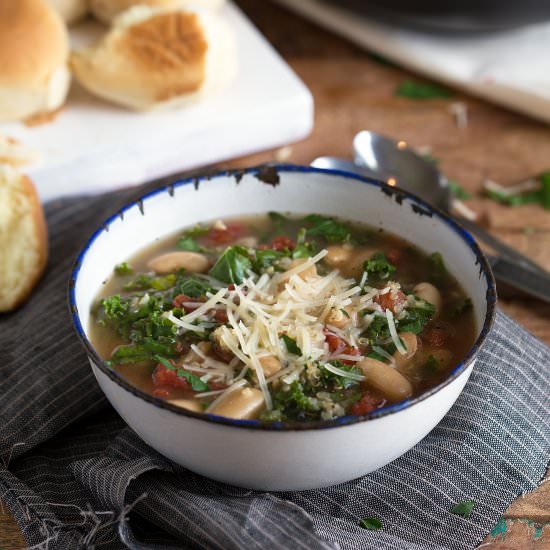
[165,249,414,410]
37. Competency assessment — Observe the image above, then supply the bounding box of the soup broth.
[89,212,476,422]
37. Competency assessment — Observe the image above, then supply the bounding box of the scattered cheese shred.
[386,309,407,355]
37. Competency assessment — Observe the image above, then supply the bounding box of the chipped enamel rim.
[69,165,497,431]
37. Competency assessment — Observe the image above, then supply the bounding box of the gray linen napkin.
[0,185,549,550]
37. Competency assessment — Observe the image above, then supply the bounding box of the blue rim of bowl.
[69,164,497,432]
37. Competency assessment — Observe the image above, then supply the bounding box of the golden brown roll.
[0,167,48,312]
[46,0,88,25]
[71,6,236,110]
[0,0,70,122]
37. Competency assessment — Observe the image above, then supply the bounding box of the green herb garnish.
[254,249,285,271]
[177,369,209,392]
[304,214,351,243]
[177,236,203,252]
[396,80,453,100]
[448,180,471,200]
[398,301,436,334]
[486,172,550,210]
[114,262,133,275]
[359,517,382,530]
[363,252,396,281]
[176,275,214,298]
[319,362,361,390]
[451,500,475,518]
[123,274,177,291]
[428,252,447,280]
[420,355,439,376]
[281,334,302,356]
[451,298,472,318]
[155,355,209,391]
[209,246,252,284]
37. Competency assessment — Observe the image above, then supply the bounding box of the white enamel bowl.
[70,166,496,491]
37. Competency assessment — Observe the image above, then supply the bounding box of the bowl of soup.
[70,165,496,490]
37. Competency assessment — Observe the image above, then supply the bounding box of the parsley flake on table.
[395,80,453,100]
[448,180,471,200]
[451,500,475,518]
[486,172,550,210]
[359,517,382,530]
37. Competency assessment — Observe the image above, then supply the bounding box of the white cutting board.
[0,2,313,202]
[275,0,550,126]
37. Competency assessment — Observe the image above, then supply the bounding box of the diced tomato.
[204,222,247,245]
[422,325,448,348]
[271,236,295,251]
[152,387,171,399]
[350,392,387,415]
[324,329,361,365]
[173,294,206,311]
[386,248,404,265]
[152,362,192,392]
[375,290,406,313]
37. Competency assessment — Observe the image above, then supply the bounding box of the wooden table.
[1,1,548,548]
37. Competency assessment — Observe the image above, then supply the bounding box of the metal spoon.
[311,130,550,303]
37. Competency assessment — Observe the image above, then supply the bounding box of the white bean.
[148,251,210,274]
[325,245,352,268]
[413,282,442,315]
[279,258,317,284]
[341,247,376,279]
[209,387,265,419]
[325,307,352,329]
[259,355,282,378]
[393,332,418,370]
[167,398,203,413]
[357,358,413,403]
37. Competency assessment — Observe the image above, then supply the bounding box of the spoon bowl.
[353,131,452,210]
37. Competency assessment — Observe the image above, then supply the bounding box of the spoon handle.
[456,216,548,275]
[488,254,550,304]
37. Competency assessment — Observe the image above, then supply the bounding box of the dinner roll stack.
[47,0,88,25]
[0,167,48,312]
[0,0,71,122]
[71,5,236,110]
[89,0,225,24]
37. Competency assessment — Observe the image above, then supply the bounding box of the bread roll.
[46,0,88,25]
[0,0,71,122]
[90,0,224,24]
[70,6,236,110]
[0,167,48,312]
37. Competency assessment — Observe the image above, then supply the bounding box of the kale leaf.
[363,252,396,281]
[114,262,133,275]
[395,80,453,99]
[175,275,214,298]
[398,301,436,334]
[281,334,302,356]
[209,246,252,284]
[304,214,351,243]
[177,236,203,252]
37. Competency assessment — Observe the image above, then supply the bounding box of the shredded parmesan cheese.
[386,309,407,355]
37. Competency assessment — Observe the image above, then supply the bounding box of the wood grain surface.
[1,1,548,548]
